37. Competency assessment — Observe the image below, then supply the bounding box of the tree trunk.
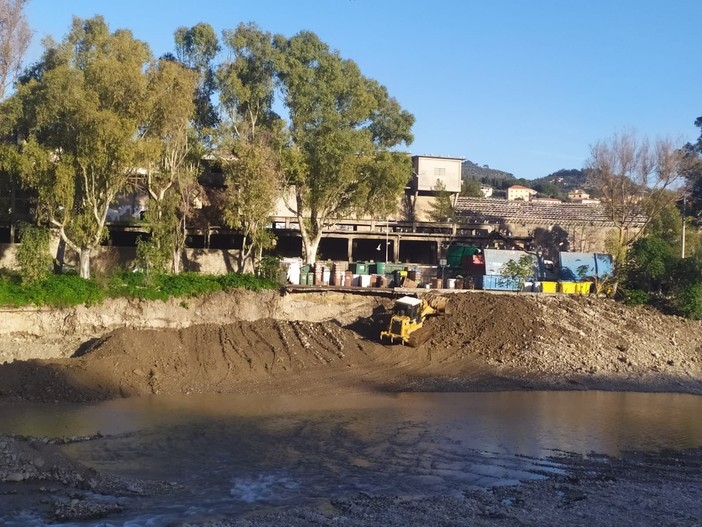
[79,247,91,279]
[172,247,181,274]
[53,238,66,274]
[302,232,322,265]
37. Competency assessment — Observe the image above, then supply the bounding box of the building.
[507,185,537,201]
[568,189,590,201]
[409,155,463,222]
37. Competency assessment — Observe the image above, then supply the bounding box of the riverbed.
[1,391,701,526]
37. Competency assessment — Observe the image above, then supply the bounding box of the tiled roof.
[454,197,644,227]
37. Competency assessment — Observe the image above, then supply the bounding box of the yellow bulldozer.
[380,295,449,347]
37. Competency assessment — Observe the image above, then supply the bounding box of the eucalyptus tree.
[217,23,283,272]
[275,31,414,264]
[174,22,220,140]
[139,58,199,274]
[4,16,152,278]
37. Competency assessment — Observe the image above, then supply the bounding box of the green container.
[355,262,368,275]
[306,272,314,285]
[375,261,386,276]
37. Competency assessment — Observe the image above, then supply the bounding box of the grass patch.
[0,270,279,308]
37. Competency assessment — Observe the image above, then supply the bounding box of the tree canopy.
[586,131,685,268]
[0,16,197,278]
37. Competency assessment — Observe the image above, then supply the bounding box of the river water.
[1,391,701,526]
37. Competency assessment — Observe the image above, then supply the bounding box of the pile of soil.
[0,291,700,402]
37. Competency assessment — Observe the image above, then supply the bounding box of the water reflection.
[0,391,701,526]
[1,391,701,456]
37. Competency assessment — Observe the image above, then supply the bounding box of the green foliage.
[5,16,154,278]
[0,267,279,307]
[460,179,482,197]
[428,180,455,222]
[623,288,650,306]
[15,223,52,284]
[0,272,104,307]
[136,234,170,277]
[218,271,277,291]
[499,255,535,292]
[625,236,675,293]
[271,29,414,263]
[256,255,280,281]
[675,282,702,320]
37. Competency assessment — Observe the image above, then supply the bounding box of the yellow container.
[558,281,577,294]
[575,282,592,295]
[541,281,558,293]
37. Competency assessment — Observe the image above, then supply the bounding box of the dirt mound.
[0,318,389,401]
[0,292,701,402]
[422,293,702,388]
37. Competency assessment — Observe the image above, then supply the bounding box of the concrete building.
[507,185,537,201]
[409,155,463,222]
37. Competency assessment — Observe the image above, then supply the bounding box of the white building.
[507,185,537,201]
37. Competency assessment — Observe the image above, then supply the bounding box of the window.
[434,167,446,177]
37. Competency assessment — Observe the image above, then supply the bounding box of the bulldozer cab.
[392,296,423,323]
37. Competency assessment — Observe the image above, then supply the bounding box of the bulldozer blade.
[407,325,434,347]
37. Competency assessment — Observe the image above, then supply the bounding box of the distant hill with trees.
[461,160,594,199]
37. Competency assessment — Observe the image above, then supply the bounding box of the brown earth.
[0,290,701,402]
[1,289,701,525]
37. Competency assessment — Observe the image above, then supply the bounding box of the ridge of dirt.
[0,291,700,402]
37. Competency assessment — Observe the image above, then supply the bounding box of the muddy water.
[1,391,702,526]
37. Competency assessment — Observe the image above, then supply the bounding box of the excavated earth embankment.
[1,290,702,526]
[0,290,700,402]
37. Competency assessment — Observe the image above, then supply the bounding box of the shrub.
[623,288,650,306]
[676,283,702,319]
[16,224,53,284]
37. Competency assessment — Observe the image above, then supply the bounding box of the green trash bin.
[375,261,386,276]
[355,262,368,275]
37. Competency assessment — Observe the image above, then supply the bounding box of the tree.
[681,116,702,220]
[427,179,455,222]
[499,254,535,292]
[4,16,152,278]
[460,178,482,197]
[220,140,280,272]
[0,0,30,100]
[275,31,414,263]
[217,23,283,272]
[139,58,199,274]
[174,23,220,140]
[586,131,685,269]
[625,236,675,294]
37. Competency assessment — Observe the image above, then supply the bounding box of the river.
[1,391,701,526]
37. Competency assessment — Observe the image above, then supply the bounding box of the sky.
[22,0,702,180]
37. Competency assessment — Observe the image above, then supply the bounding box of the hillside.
[461,161,594,198]
[461,160,514,183]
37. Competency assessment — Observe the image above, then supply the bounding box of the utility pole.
[682,193,687,259]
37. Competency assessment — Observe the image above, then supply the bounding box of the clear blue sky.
[24,0,702,180]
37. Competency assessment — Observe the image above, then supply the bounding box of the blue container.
[480,274,519,291]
